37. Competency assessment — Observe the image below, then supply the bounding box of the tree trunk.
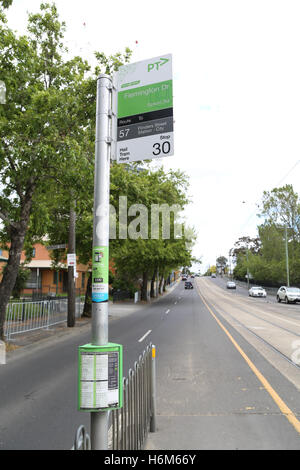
[0,230,27,340]
[141,271,149,301]
[150,268,156,298]
[159,275,164,294]
[0,186,34,340]
[82,271,92,318]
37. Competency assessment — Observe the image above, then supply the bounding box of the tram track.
[196,278,300,373]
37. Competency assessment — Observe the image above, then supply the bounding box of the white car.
[249,286,267,297]
[277,286,300,304]
[226,281,236,289]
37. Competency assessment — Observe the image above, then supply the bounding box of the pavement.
[5,282,179,354]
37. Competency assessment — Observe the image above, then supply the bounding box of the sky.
[5,0,300,272]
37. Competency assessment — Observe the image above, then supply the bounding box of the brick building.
[0,243,90,296]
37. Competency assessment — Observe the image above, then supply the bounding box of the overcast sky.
[5,0,300,272]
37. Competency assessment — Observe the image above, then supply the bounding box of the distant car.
[226,281,236,289]
[182,276,188,281]
[185,281,193,289]
[277,286,300,303]
[249,286,267,298]
[191,275,195,278]
[211,273,216,278]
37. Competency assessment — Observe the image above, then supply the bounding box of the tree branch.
[0,209,18,229]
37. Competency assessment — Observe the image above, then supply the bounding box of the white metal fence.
[4,298,84,339]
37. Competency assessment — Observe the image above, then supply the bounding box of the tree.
[0,1,13,8]
[109,165,194,300]
[216,256,227,274]
[232,185,300,286]
[44,51,132,318]
[0,3,97,339]
[258,185,300,234]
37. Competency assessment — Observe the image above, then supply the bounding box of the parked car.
[277,286,300,303]
[185,281,193,289]
[226,281,236,289]
[249,286,267,297]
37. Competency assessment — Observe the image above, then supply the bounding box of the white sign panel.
[115,54,174,163]
[67,253,76,267]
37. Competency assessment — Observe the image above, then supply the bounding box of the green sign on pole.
[78,343,123,412]
[92,246,109,302]
[115,54,174,163]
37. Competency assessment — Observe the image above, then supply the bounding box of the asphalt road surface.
[1,278,300,449]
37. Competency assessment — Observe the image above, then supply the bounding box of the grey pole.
[285,225,290,287]
[90,74,113,450]
[246,244,249,289]
[67,203,76,327]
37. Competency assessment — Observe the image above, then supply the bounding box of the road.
[1,278,300,449]
[147,277,300,449]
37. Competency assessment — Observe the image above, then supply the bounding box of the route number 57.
[119,129,130,139]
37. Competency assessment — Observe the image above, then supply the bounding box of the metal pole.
[90,74,113,450]
[285,225,290,287]
[246,246,249,289]
[68,203,76,327]
[150,345,157,432]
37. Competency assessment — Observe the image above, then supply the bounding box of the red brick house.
[0,243,90,296]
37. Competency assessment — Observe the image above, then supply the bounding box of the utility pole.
[285,224,290,287]
[246,244,249,289]
[67,203,76,327]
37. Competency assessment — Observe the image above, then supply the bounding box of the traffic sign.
[67,253,76,267]
[46,244,67,250]
[115,54,174,163]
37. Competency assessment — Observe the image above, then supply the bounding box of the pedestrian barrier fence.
[4,298,84,339]
[73,343,156,450]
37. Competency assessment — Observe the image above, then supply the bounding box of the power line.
[235,159,300,239]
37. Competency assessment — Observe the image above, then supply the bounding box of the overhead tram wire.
[235,159,300,238]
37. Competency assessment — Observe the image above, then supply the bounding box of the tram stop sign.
[115,54,174,163]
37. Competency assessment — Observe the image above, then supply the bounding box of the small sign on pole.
[67,253,76,267]
[115,54,174,163]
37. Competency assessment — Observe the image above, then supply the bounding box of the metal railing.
[73,343,156,450]
[110,343,154,450]
[4,297,84,339]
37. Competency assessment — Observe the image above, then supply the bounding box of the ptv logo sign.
[147,57,169,72]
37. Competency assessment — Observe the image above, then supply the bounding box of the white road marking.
[165,309,170,315]
[138,330,152,343]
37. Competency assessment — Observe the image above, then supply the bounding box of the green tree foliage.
[109,165,194,299]
[0,0,13,9]
[233,185,300,286]
[0,2,132,338]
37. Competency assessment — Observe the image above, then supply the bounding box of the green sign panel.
[118,80,173,118]
[92,246,109,302]
[78,343,123,412]
[116,54,174,163]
